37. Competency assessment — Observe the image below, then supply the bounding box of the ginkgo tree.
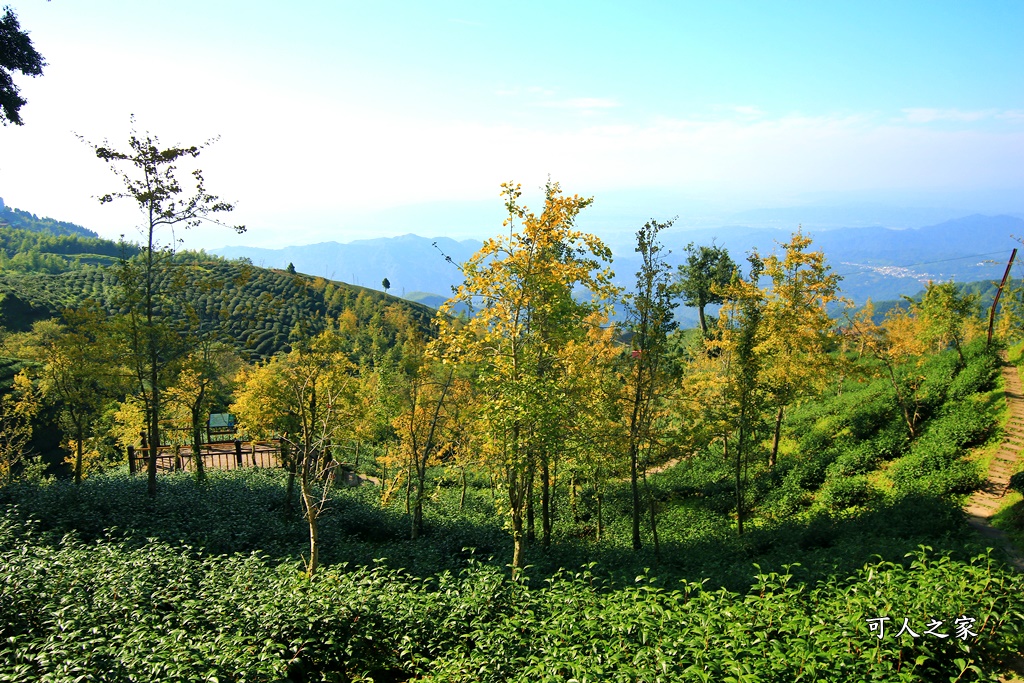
[756,232,845,468]
[432,180,618,570]
[849,302,928,439]
[710,254,767,535]
[0,370,39,485]
[392,333,458,540]
[232,327,359,576]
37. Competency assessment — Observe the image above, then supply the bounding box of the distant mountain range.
[212,215,1024,326]
[214,234,479,298]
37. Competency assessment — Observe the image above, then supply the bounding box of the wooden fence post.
[127,445,136,474]
[234,439,243,468]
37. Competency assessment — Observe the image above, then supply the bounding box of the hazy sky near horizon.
[1,1,1022,250]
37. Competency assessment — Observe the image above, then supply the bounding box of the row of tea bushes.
[1,508,1021,682]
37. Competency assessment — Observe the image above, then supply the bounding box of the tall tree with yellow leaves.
[756,232,845,468]
[233,328,359,576]
[432,180,618,570]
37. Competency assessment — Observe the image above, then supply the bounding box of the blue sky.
[1,1,1022,249]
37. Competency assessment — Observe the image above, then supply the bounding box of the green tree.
[382,277,391,293]
[0,6,45,126]
[676,242,736,335]
[848,301,927,439]
[392,345,457,539]
[622,219,677,551]
[165,341,239,483]
[82,119,244,496]
[33,305,116,484]
[714,255,766,536]
[913,281,979,366]
[286,262,296,274]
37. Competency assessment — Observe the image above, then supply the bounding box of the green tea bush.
[818,474,876,511]
[869,420,911,460]
[2,506,1020,683]
[929,400,994,450]
[786,445,842,490]
[948,348,1000,401]
[891,449,982,496]
[1010,471,1024,495]
[826,443,881,478]
[845,386,897,439]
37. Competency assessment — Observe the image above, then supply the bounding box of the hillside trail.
[964,352,1024,572]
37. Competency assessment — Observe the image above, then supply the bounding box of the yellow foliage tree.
[756,231,846,467]
[232,328,359,576]
[0,371,40,485]
[849,301,928,438]
[432,180,618,570]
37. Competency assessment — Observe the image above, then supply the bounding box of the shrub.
[948,350,999,400]
[826,443,881,478]
[819,475,875,510]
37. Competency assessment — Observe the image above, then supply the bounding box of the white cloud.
[2,38,1021,251]
[901,108,998,123]
[535,97,621,110]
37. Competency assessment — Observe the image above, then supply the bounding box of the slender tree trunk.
[283,442,296,514]
[541,457,551,548]
[526,463,535,544]
[630,441,641,550]
[405,456,412,515]
[648,491,660,561]
[769,405,784,469]
[148,363,159,497]
[697,302,708,336]
[192,402,206,483]
[596,487,603,543]
[74,419,84,485]
[570,473,578,523]
[735,417,745,537]
[412,470,424,540]
[459,467,467,511]
[511,507,524,573]
[300,473,319,577]
[885,362,917,439]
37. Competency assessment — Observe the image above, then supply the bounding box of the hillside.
[0,198,98,238]
[0,257,436,361]
[0,340,1021,680]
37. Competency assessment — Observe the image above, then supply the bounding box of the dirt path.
[964,352,1024,571]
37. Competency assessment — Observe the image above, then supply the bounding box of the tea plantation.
[1,341,1022,681]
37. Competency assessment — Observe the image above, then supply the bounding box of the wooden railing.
[128,439,282,474]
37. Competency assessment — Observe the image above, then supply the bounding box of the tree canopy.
[0,6,45,126]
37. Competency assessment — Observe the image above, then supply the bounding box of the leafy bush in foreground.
[0,508,1020,682]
